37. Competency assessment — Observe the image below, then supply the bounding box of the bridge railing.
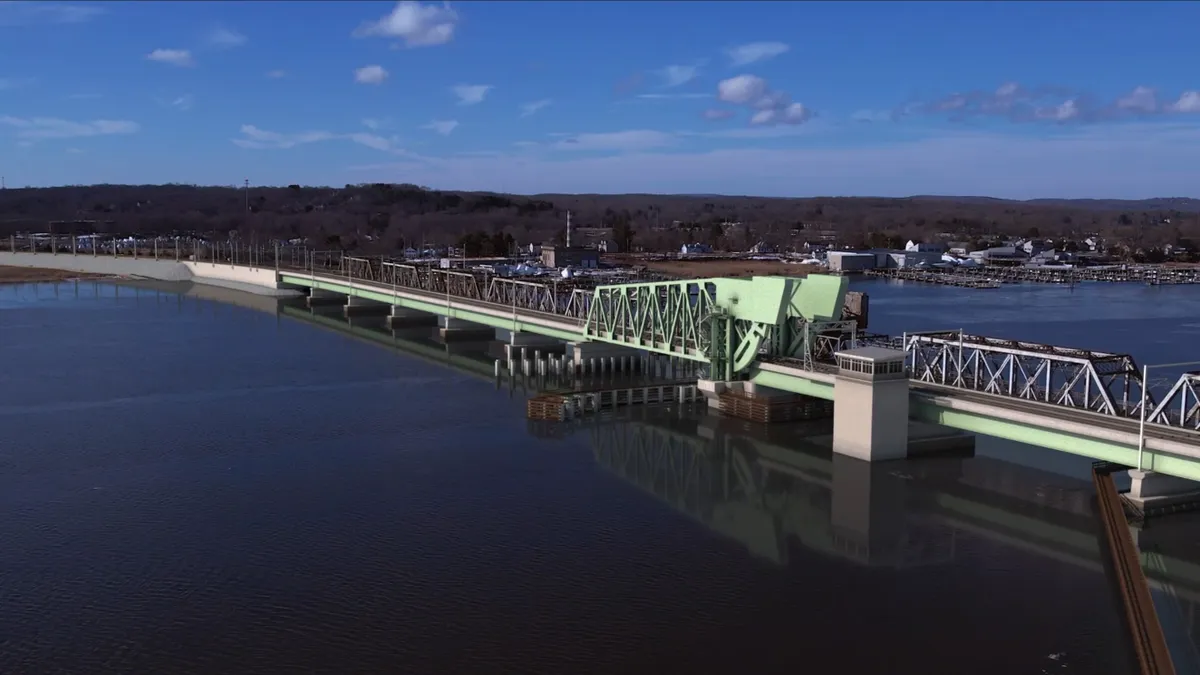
[335,256,601,323]
[901,331,1200,431]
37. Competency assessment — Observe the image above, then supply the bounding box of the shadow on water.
[0,278,1191,674]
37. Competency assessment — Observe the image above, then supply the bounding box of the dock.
[864,268,1000,289]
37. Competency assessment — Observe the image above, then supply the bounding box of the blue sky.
[3,1,1200,198]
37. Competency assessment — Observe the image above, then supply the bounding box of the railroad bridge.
[3,245,1199,501]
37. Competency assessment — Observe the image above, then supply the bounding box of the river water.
[0,277,1196,674]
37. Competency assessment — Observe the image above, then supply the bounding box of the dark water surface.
[1,278,1192,674]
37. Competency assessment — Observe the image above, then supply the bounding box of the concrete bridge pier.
[344,295,390,317]
[831,347,910,462]
[439,316,494,341]
[306,288,344,307]
[1127,470,1200,508]
[388,306,437,328]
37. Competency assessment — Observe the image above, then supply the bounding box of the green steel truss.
[584,274,852,379]
[291,257,855,378]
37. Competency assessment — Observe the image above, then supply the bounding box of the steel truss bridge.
[290,256,1200,435]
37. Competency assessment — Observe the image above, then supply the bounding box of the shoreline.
[0,265,114,285]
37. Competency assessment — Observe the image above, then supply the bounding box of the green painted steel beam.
[748,367,835,400]
[911,401,1200,481]
[279,274,584,342]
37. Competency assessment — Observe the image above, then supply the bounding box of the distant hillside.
[913,195,1200,213]
[0,184,1196,253]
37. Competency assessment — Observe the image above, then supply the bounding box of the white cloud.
[160,94,194,111]
[1116,86,1157,113]
[658,64,701,88]
[1168,91,1200,114]
[0,1,104,26]
[553,130,676,152]
[362,118,388,130]
[452,84,492,105]
[265,70,287,79]
[207,27,247,48]
[339,124,1200,199]
[702,109,734,121]
[355,65,389,85]
[637,93,711,100]
[232,124,403,153]
[519,99,551,118]
[1035,99,1080,122]
[716,75,810,127]
[717,75,768,105]
[353,1,458,48]
[233,125,335,149]
[422,119,459,135]
[0,115,138,141]
[725,42,789,67]
[146,49,194,67]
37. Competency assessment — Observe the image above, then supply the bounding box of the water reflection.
[0,279,1192,674]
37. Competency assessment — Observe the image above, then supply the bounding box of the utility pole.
[244,178,250,213]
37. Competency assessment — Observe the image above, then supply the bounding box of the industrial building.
[540,245,599,269]
[826,249,945,273]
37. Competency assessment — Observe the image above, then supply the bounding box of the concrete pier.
[388,306,437,328]
[344,295,390,317]
[569,341,642,367]
[1127,470,1200,508]
[439,316,494,341]
[307,288,344,307]
[832,347,911,462]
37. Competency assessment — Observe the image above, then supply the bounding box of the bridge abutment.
[569,341,642,368]
[1127,470,1200,508]
[832,347,910,462]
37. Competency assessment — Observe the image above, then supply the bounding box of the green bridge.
[276,257,1200,495]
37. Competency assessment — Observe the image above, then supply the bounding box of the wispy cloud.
[146,49,194,67]
[422,119,459,136]
[232,124,403,153]
[908,82,1200,125]
[0,1,104,26]
[265,70,287,79]
[353,1,458,48]
[658,64,702,88]
[354,64,389,85]
[362,118,389,131]
[207,27,247,48]
[519,99,551,118]
[716,74,810,126]
[452,84,492,105]
[725,42,789,67]
[637,93,711,101]
[156,94,194,111]
[0,115,138,141]
[702,109,735,121]
[340,124,1200,199]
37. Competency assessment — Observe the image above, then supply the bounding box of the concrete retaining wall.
[0,251,295,296]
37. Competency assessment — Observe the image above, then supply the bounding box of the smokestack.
[566,210,572,248]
